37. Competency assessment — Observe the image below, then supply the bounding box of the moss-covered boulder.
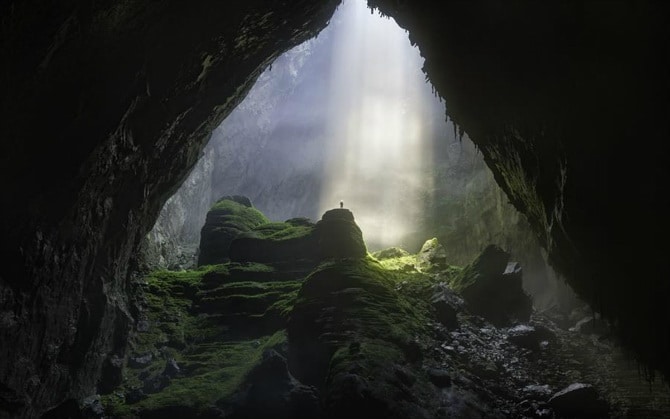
[197,196,269,266]
[314,209,367,259]
[287,258,438,418]
[449,244,532,325]
[102,260,304,417]
[228,208,366,266]
[372,247,410,260]
[229,218,319,265]
[416,238,448,273]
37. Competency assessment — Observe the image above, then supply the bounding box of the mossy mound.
[372,247,410,260]
[197,196,269,266]
[314,209,367,259]
[287,257,441,417]
[102,260,303,417]
[229,220,319,264]
[228,208,367,265]
[105,207,471,418]
[416,238,448,273]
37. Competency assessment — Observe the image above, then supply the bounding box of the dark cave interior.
[1,0,670,417]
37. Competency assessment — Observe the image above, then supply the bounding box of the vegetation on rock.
[197,197,270,266]
[101,207,669,418]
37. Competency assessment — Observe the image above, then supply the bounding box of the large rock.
[287,258,436,419]
[416,238,448,272]
[430,284,464,330]
[229,218,318,264]
[314,209,367,259]
[197,196,268,266]
[449,245,532,325]
[228,208,366,264]
[548,383,609,418]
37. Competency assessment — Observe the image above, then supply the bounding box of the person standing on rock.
[340,200,344,208]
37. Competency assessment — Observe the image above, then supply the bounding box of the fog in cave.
[106,1,670,416]
[148,0,568,308]
[211,0,446,250]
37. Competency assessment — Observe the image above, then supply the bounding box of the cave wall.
[0,1,339,416]
[369,0,670,380]
[2,0,670,416]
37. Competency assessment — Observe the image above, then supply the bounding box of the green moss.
[376,254,418,272]
[204,200,269,241]
[105,243,458,416]
[252,221,313,241]
[230,262,275,273]
[103,260,304,417]
[295,256,435,354]
[104,331,287,418]
[328,338,405,375]
[290,257,443,397]
[210,199,268,223]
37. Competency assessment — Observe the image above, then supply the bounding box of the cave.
[1,0,670,418]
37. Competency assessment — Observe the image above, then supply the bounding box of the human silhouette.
[339,200,344,208]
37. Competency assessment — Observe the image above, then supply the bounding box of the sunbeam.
[319,0,441,250]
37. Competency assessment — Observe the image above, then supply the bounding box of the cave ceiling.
[1,0,669,415]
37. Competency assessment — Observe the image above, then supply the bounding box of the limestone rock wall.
[2,2,670,416]
[369,0,670,380]
[0,1,339,416]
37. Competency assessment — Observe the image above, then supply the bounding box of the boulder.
[314,209,367,259]
[416,238,448,272]
[430,286,463,330]
[215,208,366,265]
[228,219,318,264]
[372,247,410,260]
[548,383,608,418]
[197,196,268,266]
[449,245,532,326]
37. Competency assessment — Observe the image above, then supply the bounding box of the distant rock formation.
[197,196,268,266]
[314,209,367,260]
[202,206,367,267]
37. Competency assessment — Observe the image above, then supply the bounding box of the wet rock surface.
[0,2,340,416]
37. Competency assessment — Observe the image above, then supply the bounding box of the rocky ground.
[90,198,669,418]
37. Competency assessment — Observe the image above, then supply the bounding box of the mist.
[206,0,448,250]
[148,0,567,310]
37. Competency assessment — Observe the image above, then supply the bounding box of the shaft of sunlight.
[319,0,437,250]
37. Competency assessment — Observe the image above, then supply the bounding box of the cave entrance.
[147,0,564,309]
[127,2,670,416]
